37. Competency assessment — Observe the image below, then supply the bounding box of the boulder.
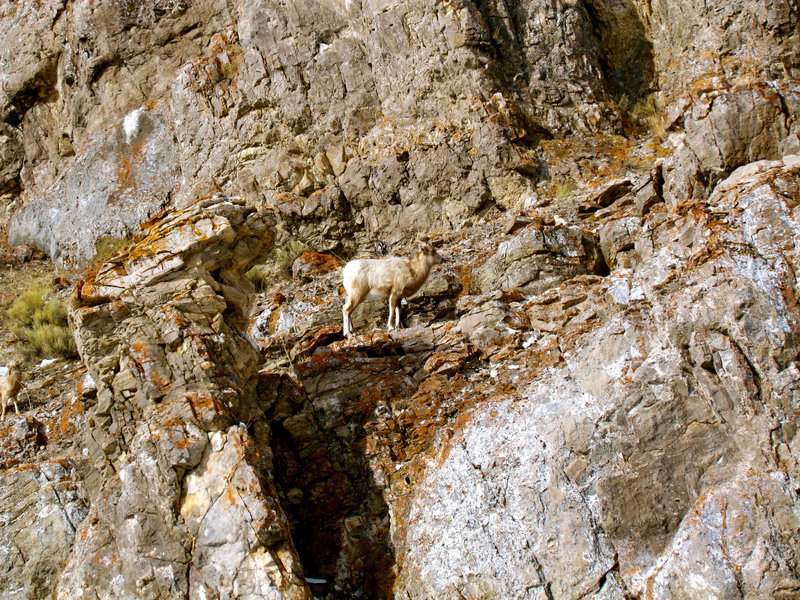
[0,462,88,600]
[392,155,800,600]
[664,84,797,206]
[9,108,179,267]
[474,223,607,295]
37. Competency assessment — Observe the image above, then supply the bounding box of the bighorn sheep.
[1,363,22,422]
[342,242,442,337]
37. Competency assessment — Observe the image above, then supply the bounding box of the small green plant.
[245,264,273,292]
[277,240,312,274]
[91,234,134,266]
[7,286,77,361]
[555,182,573,201]
[629,93,666,138]
[246,240,313,291]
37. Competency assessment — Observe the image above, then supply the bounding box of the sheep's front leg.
[387,293,400,330]
[343,287,368,337]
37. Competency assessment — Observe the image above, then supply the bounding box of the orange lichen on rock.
[292,252,340,281]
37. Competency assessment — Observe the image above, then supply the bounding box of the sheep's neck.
[409,254,433,280]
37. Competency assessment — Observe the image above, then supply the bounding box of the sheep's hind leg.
[343,289,367,337]
[343,296,354,337]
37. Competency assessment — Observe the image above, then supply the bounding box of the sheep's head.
[4,362,20,379]
[418,241,443,265]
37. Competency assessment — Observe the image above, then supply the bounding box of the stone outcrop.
[64,197,310,600]
[645,0,800,107]
[245,156,800,600]
[473,222,607,294]
[663,81,800,208]
[9,109,179,266]
[642,0,800,207]
[0,461,86,600]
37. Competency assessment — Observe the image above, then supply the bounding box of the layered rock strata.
[393,155,800,598]
[247,156,800,600]
[0,1,799,599]
[65,197,310,600]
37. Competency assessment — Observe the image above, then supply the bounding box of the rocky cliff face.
[2,1,800,599]
[3,0,644,266]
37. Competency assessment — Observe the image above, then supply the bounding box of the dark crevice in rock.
[771,82,798,126]
[584,232,611,278]
[255,336,441,596]
[4,57,59,128]
[533,556,555,600]
[262,368,397,598]
[470,1,571,143]
[583,0,657,110]
[471,3,526,94]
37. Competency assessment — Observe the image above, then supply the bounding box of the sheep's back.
[343,257,413,294]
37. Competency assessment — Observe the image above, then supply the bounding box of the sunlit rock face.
[394,156,800,599]
[2,0,631,267]
[1,1,800,599]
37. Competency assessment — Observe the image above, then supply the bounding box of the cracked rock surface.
[394,159,800,598]
[1,2,800,600]
[63,197,310,600]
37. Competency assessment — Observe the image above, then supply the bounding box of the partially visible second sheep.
[342,242,443,337]
[0,363,22,421]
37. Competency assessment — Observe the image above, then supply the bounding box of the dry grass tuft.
[7,286,77,361]
[555,182,573,201]
[628,93,666,138]
[247,240,312,291]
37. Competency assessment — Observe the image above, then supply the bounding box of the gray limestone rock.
[0,462,88,600]
[393,155,800,600]
[1,2,800,599]
[474,223,607,294]
[664,85,796,207]
[8,108,178,267]
[63,197,311,600]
